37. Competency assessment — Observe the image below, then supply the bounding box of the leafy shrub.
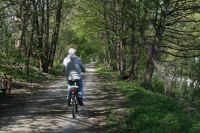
[152,76,165,94]
[190,122,200,133]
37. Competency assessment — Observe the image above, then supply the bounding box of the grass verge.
[97,67,200,133]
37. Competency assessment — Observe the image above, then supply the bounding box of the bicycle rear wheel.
[75,97,78,113]
[72,95,76,118]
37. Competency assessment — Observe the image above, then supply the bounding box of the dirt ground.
[0,65,124,133]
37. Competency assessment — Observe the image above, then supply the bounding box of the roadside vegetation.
[97,67,200,133]
[0,48,59,98]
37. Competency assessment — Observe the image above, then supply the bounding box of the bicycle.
[68,81,79,118]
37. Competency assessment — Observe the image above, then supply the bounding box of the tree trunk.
[143,0,171,89]
[129,25,145,80]
[48,0,63,72]
[129,36,138,80]
[142,44,155,88]
[118,39,126,79]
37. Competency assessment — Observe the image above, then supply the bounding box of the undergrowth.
[0,64,56,83]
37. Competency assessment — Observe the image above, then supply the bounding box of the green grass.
[97,67,200,133]
[96,67,119,79]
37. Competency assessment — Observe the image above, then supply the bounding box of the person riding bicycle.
[63,48,86,106]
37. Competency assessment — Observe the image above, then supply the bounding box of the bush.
[152,76,165,94]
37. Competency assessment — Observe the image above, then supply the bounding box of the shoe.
[77,97,84,106]
[67,99,71,106]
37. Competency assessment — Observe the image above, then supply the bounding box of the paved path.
[0,66,112,133]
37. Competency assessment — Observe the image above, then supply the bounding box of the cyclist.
[63,48,86,106]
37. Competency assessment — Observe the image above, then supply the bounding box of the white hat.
[68,48,76,55]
